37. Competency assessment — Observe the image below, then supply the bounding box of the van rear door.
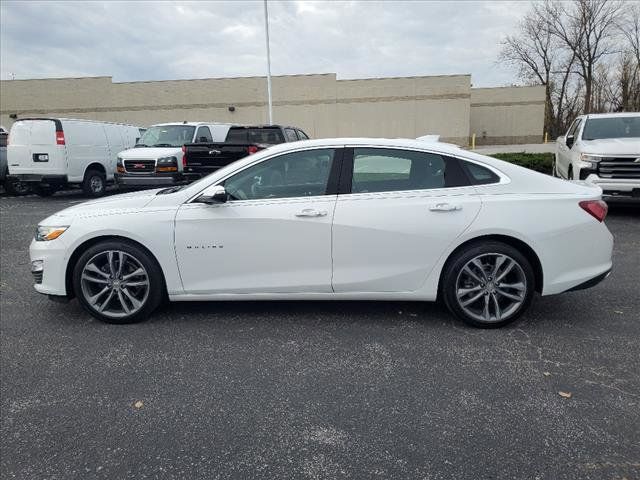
[7,119,66,176]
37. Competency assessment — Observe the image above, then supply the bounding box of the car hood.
[39,189,163,224]
[118,147,183,159]
[581,138,640,156]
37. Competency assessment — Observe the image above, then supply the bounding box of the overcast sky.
[0,0,532,87]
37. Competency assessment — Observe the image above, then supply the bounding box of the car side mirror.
[566,134,575,149]
[197,185,227,204]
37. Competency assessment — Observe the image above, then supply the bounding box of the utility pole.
[263,0,273,124]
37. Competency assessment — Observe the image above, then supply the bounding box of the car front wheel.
[73,240,164,324]
[442,242,535,328]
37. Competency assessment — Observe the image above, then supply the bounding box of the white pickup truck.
[554,112,640,199]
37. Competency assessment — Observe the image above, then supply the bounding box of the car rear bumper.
[114,173,200,186]
[8,174,68,185]
[566,268,611,292]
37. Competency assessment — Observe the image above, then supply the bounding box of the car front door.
[331,147,482,293]
[174,147,342,294]
[557,118,581,179]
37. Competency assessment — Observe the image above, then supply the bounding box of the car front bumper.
[115,173,200,186]
[29,237,70,297]
[583,174,640,198]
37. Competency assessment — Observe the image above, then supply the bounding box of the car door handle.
[295,208,327,217]
[429,203,462,212]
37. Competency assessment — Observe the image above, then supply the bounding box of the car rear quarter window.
[296,130,309,140]
[351,148,471,193]
[460,160,500,185]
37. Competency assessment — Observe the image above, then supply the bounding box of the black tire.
[3,176,30,196]
[72,240,165,324]
[32,184,58,197]
[441,241,535,328]
[82,169,106,197]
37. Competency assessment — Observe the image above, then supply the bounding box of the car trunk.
[7,120,67,176]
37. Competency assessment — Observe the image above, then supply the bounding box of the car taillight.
[579,200,608,222]
[182,145,187,167]
[247,145,259,155]
[56,130,65,145]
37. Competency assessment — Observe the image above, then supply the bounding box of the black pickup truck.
[183,125,309,178]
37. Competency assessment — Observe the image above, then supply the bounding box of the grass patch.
[490,153,554,174]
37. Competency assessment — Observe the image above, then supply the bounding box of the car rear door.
[331,147,481,293]
[7,119,66,176]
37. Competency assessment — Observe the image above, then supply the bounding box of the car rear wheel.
[82,169,106,197]
[442,241,535,328]
[3,174,30,196]
[73,240,164,324]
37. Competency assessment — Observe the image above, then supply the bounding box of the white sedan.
[30,138,613,328]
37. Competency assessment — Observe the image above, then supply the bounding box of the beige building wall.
[1,74,544,146]
[470,85,545,145]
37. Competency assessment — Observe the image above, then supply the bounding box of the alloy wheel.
[80,250,150,319]
[455,253,527,323]
[90,175,104,193]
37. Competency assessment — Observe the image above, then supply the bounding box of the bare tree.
[617,2,640,110]
[499,7,556,136]
[545,0,624,114]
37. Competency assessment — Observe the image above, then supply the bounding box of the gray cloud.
[0,0,531,86]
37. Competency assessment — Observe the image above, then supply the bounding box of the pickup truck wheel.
[73,240,164,324]
[33,184,58,197]
[82,169,106,197]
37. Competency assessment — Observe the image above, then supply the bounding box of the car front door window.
[223,149,336,201]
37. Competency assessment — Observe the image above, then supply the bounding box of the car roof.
[152,122,238,127]
[262,137,466,156]
[15,117,143,128]
[583,112,640,119]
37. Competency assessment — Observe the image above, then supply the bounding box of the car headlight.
[116,156,124,165]
[157,156,177,165]
[35,225,69,241]
[579,154,603,170]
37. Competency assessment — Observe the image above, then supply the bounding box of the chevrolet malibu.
[30,138,613,328]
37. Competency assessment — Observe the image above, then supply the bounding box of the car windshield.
[582,117,640,140]
[136,125,195,147]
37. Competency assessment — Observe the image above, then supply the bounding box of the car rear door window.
[350,148,469,193]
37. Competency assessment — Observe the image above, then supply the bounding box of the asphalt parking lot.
[1,191,639,480]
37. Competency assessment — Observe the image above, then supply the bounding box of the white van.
[7,118,143,197]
